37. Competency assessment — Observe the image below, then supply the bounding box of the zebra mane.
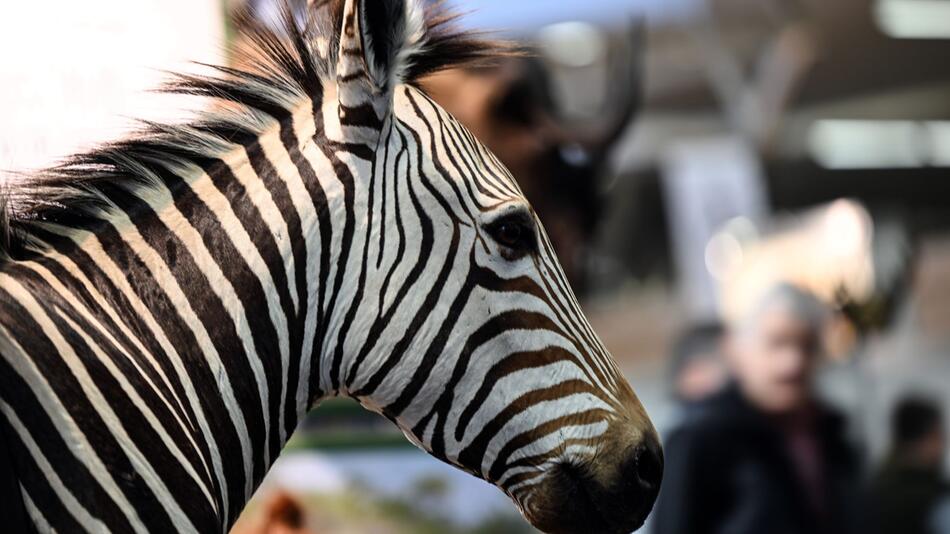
[0,0,506,260]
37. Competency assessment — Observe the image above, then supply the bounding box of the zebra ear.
[335,0,425,112]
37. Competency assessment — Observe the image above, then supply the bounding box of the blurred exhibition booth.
[3,0,950,531]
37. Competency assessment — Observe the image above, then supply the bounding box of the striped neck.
[23,94,375,525]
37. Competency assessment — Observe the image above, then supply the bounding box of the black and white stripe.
[0,1,657,532]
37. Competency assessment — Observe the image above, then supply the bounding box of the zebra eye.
[496,222,522,245]
[485,212,537,257]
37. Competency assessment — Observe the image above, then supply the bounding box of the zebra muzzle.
[525,434,663,534]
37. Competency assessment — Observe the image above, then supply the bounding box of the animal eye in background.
[558,143,591,168]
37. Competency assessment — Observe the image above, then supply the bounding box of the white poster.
[661,135,768,320]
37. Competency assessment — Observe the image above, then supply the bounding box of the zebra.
[0,1,662,532]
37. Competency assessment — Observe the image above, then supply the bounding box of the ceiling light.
[875,0,950,39]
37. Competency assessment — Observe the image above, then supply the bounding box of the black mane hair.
[0,0,506,260]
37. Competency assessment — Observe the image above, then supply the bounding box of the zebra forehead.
[390,87,525,202]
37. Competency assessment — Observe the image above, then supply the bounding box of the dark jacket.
[869,458,949,534]
[652,386,862,534]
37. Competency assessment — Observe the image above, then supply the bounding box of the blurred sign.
[661,136,768,320]
[0,0,224,174]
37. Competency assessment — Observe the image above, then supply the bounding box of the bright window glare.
[0,0,223,173]
[875,0,950,39]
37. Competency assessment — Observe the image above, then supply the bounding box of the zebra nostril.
[629,439,664,492]
[636,442,663,495]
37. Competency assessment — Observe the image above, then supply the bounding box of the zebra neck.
[22,98,371,525]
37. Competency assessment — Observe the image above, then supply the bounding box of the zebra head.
[320,1,662,531]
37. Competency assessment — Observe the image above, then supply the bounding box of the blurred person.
[869,397,949,534]
[668,322,728,407]
[652,283,862,534]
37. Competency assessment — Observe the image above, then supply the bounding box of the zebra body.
[0,1,661,532]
